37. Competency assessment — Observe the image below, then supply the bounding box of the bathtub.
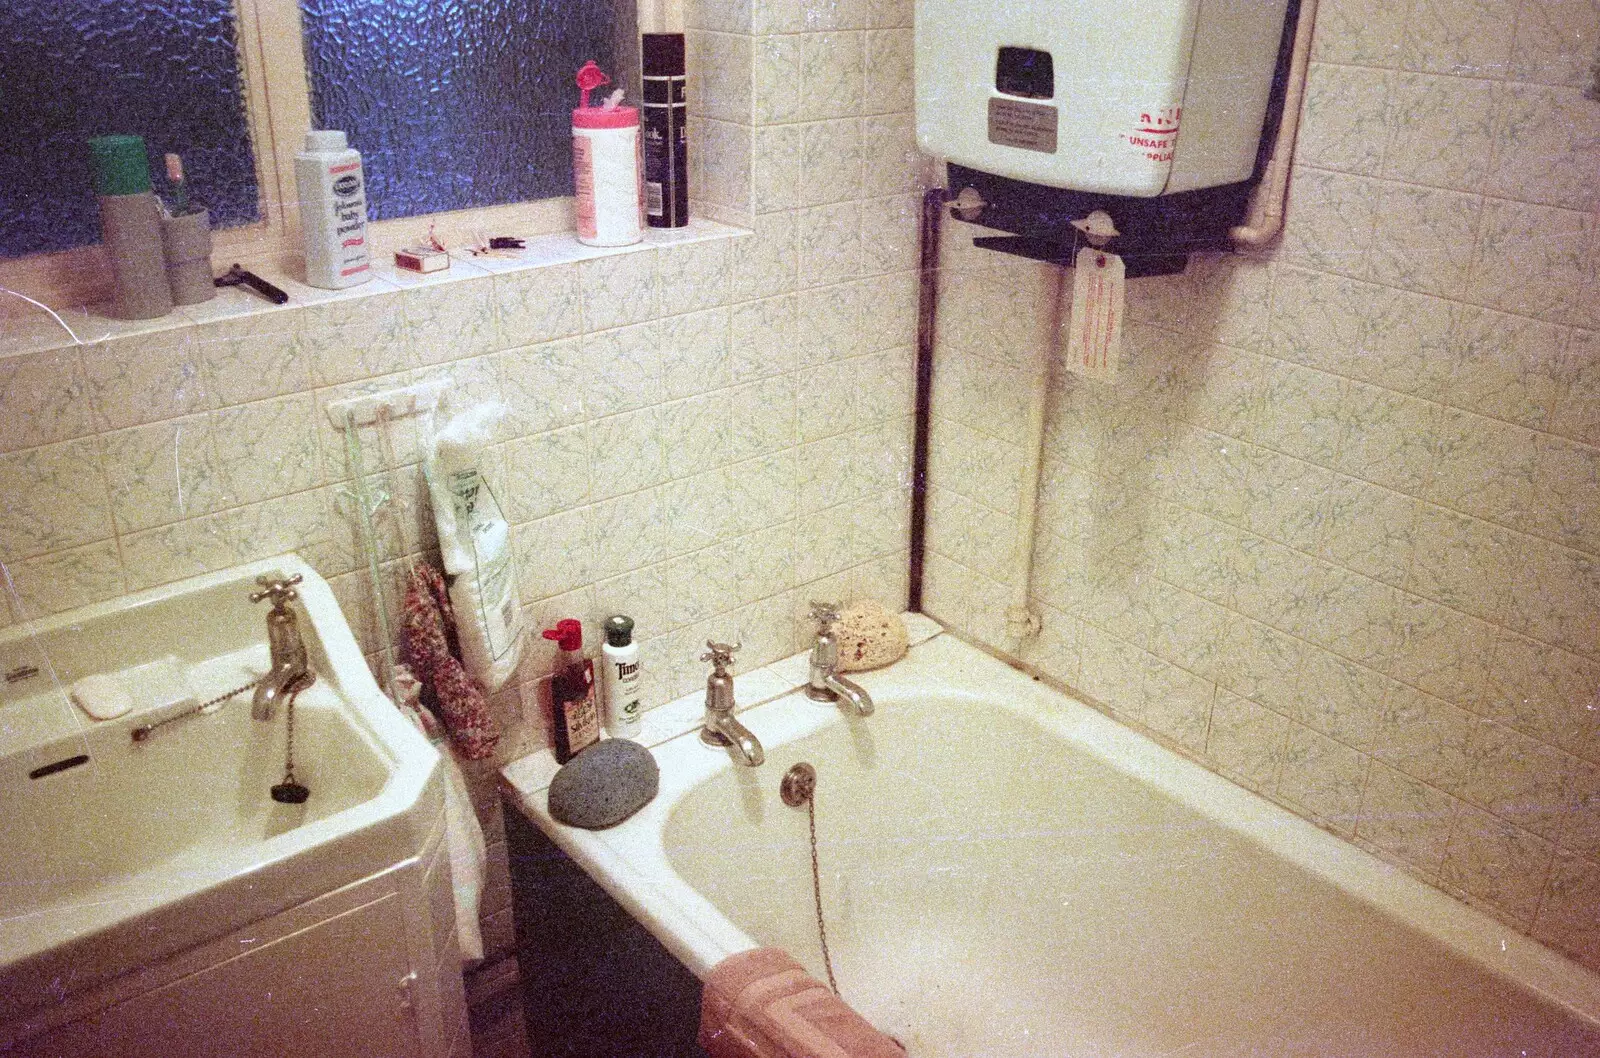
[506,627,1600,1056]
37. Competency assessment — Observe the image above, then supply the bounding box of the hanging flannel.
[401,563,500,760]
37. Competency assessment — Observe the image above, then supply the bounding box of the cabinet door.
[25,893,420,1058]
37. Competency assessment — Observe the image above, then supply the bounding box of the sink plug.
[270,673,314,804]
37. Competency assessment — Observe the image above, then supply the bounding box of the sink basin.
[0,555,441,1027]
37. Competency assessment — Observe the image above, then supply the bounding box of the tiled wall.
[926,0,1600,968]
[0,0,922,973]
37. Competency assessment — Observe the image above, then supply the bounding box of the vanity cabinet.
[26,895,415,1058]
[9,834,467,1058]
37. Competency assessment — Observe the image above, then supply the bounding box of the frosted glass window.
[301,0,631,221]
[0,1,260,259]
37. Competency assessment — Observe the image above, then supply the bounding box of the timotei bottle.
[601,615,643,738]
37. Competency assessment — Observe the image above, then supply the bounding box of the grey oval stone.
[547,738,660,830]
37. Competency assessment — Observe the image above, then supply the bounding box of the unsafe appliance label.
[988,97,1058,153]
[1122,107,1181,164]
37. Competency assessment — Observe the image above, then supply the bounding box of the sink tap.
[698,641,763,766]
[804,602,873,716]
[250,574,313,721]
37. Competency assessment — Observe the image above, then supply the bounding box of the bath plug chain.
[782,762,838,995]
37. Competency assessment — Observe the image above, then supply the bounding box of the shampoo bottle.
[601,615,644,738]
[543,619,601,763]
[294,130,371,289]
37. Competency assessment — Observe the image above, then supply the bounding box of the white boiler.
[915,0,1292,198]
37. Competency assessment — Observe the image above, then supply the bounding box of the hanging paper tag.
[1063,246,1125,382]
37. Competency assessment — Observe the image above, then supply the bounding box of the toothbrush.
[164,153,189,216]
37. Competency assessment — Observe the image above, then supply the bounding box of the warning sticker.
[988,97,1058,154]
[1122,106,1181,164]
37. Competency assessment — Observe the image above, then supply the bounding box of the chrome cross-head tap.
[805,600,873,716]
[699,640,763,766]
[250,573,313,721]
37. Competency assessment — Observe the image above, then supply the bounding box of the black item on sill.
[214,263,289,304]
[488,236,525,249]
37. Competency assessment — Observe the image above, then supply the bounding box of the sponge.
[834,600,909,672]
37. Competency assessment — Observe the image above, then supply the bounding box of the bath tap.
[698,641,763,766]
[250,574,313,721]
[804,602,873,716]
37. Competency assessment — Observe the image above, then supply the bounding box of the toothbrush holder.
[161,208,215,306]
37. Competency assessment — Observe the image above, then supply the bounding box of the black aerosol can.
[641,33,688,228]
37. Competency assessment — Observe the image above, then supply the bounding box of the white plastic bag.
[425,404,526,692]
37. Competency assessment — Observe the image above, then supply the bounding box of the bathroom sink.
[0,556,441,1026]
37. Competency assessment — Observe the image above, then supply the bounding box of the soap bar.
[834,600,909,672]
[71,674,133,720]
[547,738,659,830]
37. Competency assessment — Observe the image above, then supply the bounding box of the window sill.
[1,218,749,361]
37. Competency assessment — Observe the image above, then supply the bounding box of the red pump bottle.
[542,619,601,763]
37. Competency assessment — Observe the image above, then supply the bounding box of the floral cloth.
[401,563,499,760]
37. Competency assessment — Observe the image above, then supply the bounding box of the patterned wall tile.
[0,439,113,559]
[1382,73,1495,191]
[1459,721,1574,839]
[798,32,864,121]
[1401,0,1519,77]
[1300,63,1392,176]
[1358,761,1456,873]
[1279,168,1382,277]
[1553,326,1600,445]
[1442,304,1570,429]
[1312,0,1413,66]
[1510,0,1600,87]
[1278,722,1369,834]
[1470,199,1597,326]
[1366,182,1482,299]
[1487,83,1600,212]
[1440,803,1554,927]
[1506,536,1600,659]
[0,348,92,455]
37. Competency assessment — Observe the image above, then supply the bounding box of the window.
[0,0,260,258]
[0,0,633,292]
[301,0,630,221]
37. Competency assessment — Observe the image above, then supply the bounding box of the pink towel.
[699,948,906,1058]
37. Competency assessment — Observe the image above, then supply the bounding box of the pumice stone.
[547,738,660,830]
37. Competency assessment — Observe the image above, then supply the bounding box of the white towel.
[392,664,487,962]
[439,749,488,962]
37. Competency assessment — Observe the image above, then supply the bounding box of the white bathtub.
[508,630,1600,1056]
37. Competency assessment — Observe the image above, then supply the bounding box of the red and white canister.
[572,61,644,248]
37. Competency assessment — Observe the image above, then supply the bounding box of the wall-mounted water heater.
[916,0,1296,275]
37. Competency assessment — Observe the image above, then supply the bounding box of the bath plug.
[547,738,659,830]
[834,600,909,672]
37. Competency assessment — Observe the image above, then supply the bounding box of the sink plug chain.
[271,674,314,805]
[782,762,838,996]
[131,677,263,742]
